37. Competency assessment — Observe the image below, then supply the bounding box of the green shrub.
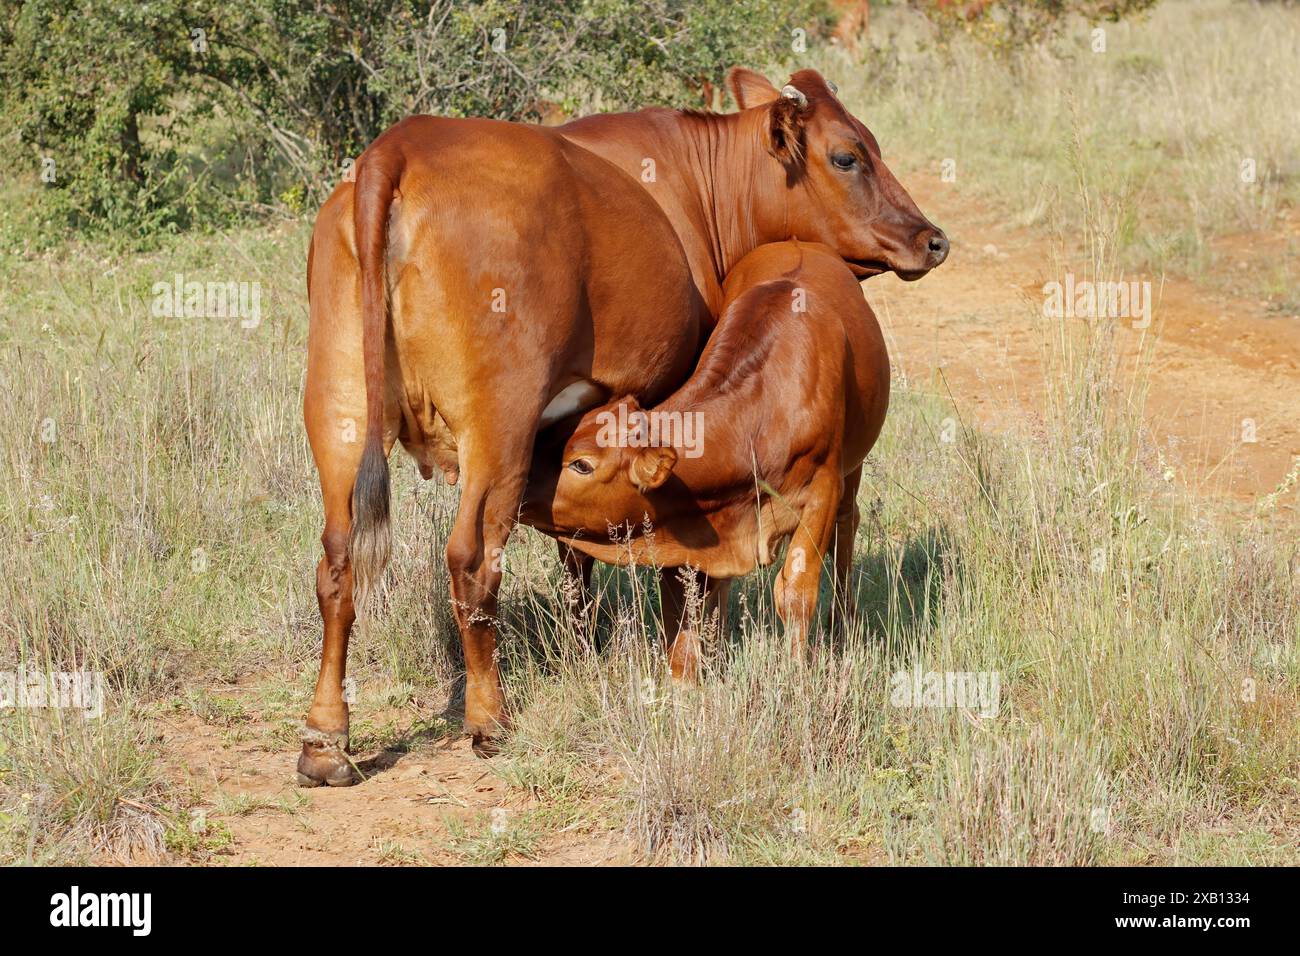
[0,0,831,241]
[0,1,200,238]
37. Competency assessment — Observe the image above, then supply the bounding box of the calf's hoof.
[296,729,355,787]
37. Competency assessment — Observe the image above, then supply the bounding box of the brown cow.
[299,67,945,786]
[521,241,889,678]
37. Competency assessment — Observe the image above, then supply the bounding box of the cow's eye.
[567,458,595,476]
[831,152,857,171]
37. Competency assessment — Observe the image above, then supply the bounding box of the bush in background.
[0,0,830,242]
[0,1,201,236]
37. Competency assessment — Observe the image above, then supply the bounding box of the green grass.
[443,812,543,866]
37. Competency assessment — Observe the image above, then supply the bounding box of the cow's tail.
[349,149,402,611]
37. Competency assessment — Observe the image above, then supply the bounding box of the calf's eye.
[568,459,595,476]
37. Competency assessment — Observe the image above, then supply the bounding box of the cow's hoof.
[296,731,355,787]
[464,714,507,758]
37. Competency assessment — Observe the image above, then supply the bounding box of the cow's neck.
[559,108,786,314]
[668,109,787,281]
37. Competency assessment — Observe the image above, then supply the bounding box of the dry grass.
[1,0,1298,866]
[822,0,1300,292]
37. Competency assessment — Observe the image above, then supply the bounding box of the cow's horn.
[780,84,808,108]
[827,79,839,95]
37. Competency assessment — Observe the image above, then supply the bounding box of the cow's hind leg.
[446,422,547,754]
[297,453,361,787]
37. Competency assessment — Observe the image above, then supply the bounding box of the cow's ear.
[629,447,677,492]
[768,85,810,167]
[727,67,780,110]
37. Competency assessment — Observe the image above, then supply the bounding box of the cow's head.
[729,66,948,281]
[521,397,677,537]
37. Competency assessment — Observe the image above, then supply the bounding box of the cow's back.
[386,116,702,362]
[308,115,706,438]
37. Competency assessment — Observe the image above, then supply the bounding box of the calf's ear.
[629,447,677,492]
[727,67,780,110]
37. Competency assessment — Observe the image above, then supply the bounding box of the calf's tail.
[349,149,403,610]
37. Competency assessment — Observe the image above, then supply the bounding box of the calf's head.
[522,398,678,537]
[729,66,948,280]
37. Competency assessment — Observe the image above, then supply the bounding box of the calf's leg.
[831,466,863,628]
[774,477,841,655]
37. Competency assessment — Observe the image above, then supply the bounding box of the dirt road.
[871,176,1300,509]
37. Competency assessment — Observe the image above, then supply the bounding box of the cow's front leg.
[830,466,863,629]
[556,541,600,648]
[659,568,730,681]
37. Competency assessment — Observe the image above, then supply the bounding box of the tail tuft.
[349,440,391,611]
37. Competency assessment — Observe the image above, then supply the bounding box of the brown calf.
[521,241,890,677]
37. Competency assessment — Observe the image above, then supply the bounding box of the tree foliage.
[0,0,1165,238]
[0,0,830,237]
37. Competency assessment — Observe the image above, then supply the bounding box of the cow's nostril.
[926,233,950,266]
